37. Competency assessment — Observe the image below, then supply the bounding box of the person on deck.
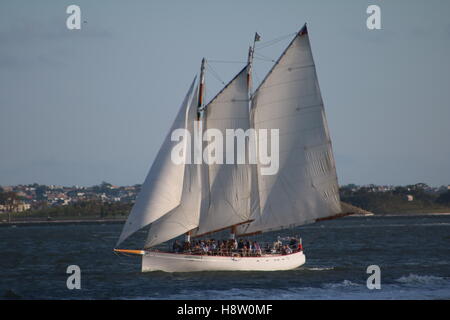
[254,241,262,256]
[219,241,227,256]
[242,244,248,257]
[248,242,253,256]
[172,240,181,253]
[210,240,217,255]
[237,239,244,255]
[281,245,292,255]
[202,242,209,255]
[289,237,298,249]
[273,238,282,253]
[193,242,201,254]
[285,245,292,254]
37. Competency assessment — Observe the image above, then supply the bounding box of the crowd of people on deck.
[171,237,303,256]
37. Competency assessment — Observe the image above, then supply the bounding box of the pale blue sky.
[1,0,449,187]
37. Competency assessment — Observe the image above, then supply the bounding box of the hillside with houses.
[0,182,139,222]
[1,182,450,223]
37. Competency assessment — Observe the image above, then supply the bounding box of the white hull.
[141,250,306,272]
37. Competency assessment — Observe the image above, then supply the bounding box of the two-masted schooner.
[114,24,343,272]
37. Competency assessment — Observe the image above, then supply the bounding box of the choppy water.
[0,215,449,299]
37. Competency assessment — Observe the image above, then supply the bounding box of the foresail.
[145,88,202,247]
[239,25,341,235]
[116,77,197,246]
[194,66,260,236]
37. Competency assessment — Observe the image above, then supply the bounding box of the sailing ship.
[114,24,344,272]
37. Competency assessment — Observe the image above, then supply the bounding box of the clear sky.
[1,0,449,187]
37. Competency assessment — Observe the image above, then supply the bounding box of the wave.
[395,274,448,286]
[419,222,450,227]
[322,280,360,289]
[147,276,450,300]
[307,223,450,230]
[304,267,334,271]
[119,275,450,300]
[136,287,445,300]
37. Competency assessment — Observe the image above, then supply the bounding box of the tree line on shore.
[340,183,450,214]
[1,183,450,220]
[0,191,131,221]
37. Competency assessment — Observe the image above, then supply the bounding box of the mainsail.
[194,65,260,236]
[116,78,197,246]
[238,24,341,235]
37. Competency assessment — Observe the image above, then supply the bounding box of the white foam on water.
[131,275,450,300]
[322,280,360,289]
[395,274,448,286]
[304,222,450,230]
[304,267,334,271]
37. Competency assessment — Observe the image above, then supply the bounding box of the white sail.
[145,88,202,247]
[116,78,197,246]
[239,25,341,235]
[194,66,260,236]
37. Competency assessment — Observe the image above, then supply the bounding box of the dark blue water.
[1,215,449,299]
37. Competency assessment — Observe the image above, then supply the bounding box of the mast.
[183,58,206,243]
[247,33,258,95]
[224,35,257,241]
[220,45,255,242]
[192,64,258,238]
[221,36,258,241]
[204,34,259,241]
[247,45,254,92]
[197,57,206,119]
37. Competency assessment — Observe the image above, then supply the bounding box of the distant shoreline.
[375,212,450,217]
[0,217,126,227]
[347,212,450,218]
[1,212,449,227]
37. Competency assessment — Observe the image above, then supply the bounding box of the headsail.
[238,24,341,235]
[116,77,197,246]
[145,88,202,247]
[194,65,260,236]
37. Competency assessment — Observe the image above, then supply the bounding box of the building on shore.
[0,201,31,213]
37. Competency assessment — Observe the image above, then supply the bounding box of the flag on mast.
[254,32,261,42]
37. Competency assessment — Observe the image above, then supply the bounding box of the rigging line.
[255,32,297,49]
[254,56,275,63]
[206,62,226,85]
[254,52,276,62]
[256,32,296,47]
[208,59,247,64]
[205,88,215,102]
[253,69,261,85]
